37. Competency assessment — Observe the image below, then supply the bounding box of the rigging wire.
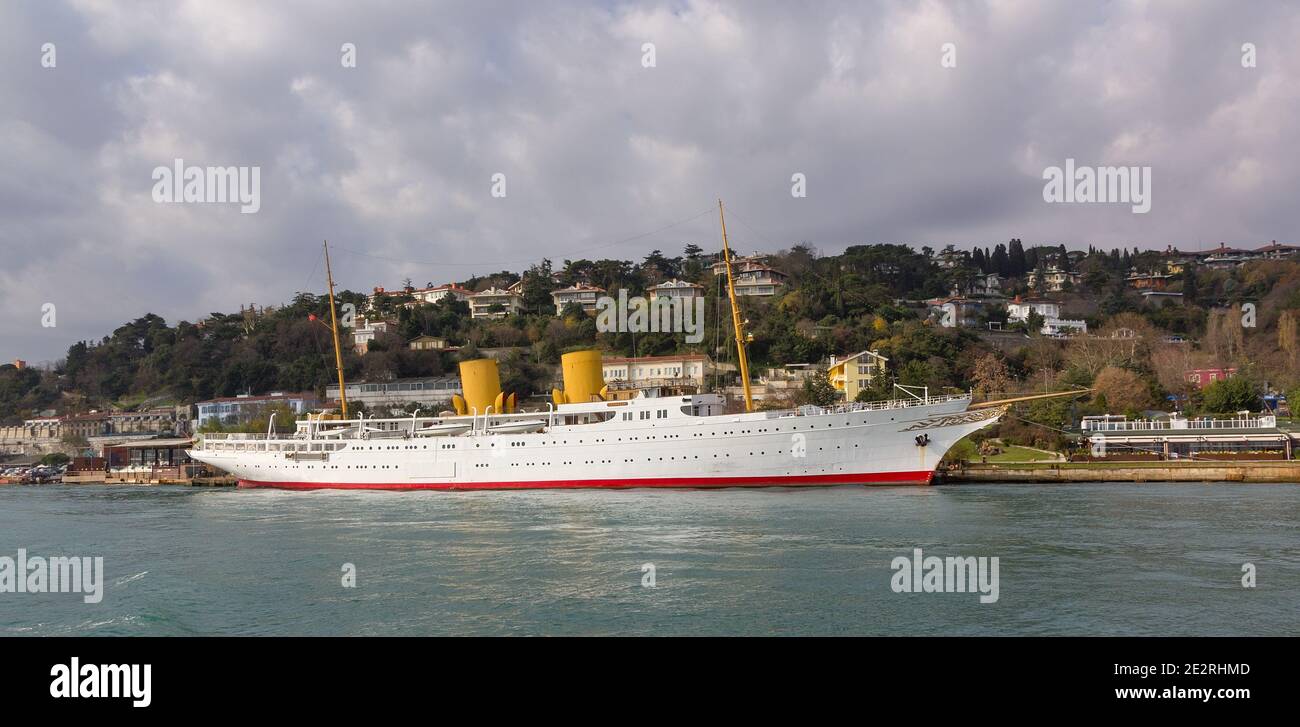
[712,273,723,392]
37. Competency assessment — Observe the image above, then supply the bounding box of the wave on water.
[115,571,149,586]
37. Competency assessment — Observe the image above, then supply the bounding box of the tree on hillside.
[1008,238,1026,277]
[799,374,839,407]
[971,353,1013,397]
[1201,375,1260,414]
[1025,310,1045,335]
[1182,264,1200,305]
[1092,366,1154,414]
[1280,310,1299,365]
[990,244,1009,276]
[1205,306,1246,362]
[520,259,557,315]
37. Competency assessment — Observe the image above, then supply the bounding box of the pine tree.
[991,244,1009,276]
[1009,238,1027,276]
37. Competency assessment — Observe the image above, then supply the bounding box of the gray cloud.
[2,0,1298,364]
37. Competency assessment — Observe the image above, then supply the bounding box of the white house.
[550,283,606,315]
[1041,318,1087,336]
[352,317,397,354]
[367,283,472,311]
[410,284,473,306]
[1007,297,1061,322]
[470,287,523,319]
[733,265,788,296]
[648,279,705,303]
[601,354,712,388]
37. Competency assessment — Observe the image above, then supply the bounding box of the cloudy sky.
[3,0,1298,364]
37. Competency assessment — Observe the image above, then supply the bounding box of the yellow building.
[826,350,889,401]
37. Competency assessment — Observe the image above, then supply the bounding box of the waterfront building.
[1007,296,1061,322]
[1255,240,1299,260]
[1201,244,1257,269]
[367,284,473,312]
[59,412,111,441]
[107,407,189,436]
[601,354,713,392]
[410,284,473,306]
[928,297,990,328]
[1125,269,1173,290]
[0,418,63,455]
[470,286,523,319]
[951,273,1002,297]
[1027,267,1081,292]
[326,376,462,409]
[738,364,824,402]
[826,351,889,402]
[195,393,322,427]
[407,335,450,351]
[1041,318,1088,336]
[733,264,789,297]
[352,317,398,354]
[648,279,705,303]
[1082,413,1291,461]
[710,254,768,275]
[550,283,606,315]
[103,438,196,473]
[1184,367,1237,389]
[707,255,789,296]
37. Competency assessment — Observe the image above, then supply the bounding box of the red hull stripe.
[237,470,935,491]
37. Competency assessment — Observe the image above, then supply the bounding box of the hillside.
[3,241,1298,451]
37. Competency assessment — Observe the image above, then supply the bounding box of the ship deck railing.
[1082,414,1277,432]
[775,393,970,418]
[195,437,349,453]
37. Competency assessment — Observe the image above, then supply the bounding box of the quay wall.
[944,461,1300,484]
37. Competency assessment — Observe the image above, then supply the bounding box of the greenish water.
[0,483,1297,636]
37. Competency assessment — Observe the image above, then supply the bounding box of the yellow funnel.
[459,358,503,413]
[560,350,605,403]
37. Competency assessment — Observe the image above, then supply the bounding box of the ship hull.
[192,398,1003,493]
[235,469,937,491]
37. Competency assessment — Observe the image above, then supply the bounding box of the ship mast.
[323,240,349,418]
[718,199,753,412]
